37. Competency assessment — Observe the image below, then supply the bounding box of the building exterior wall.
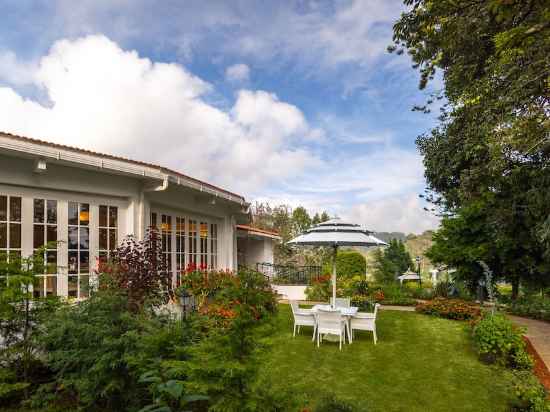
[0,152,242,298]
[237,236,276,268]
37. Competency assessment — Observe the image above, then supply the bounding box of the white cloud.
[346,194,440,234]
[0,51,38,86]
[225,63,250,83]
[0,35,318,193]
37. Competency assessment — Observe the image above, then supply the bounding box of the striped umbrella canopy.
[288,218,387,307]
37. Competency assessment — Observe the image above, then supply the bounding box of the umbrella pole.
[332,245,337,309]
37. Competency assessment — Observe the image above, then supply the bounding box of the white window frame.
[150,208,221,287]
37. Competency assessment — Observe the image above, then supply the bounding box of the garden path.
[380,305,416,312]
[508,315,550,371]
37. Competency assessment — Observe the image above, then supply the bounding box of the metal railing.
[256,262,321,285]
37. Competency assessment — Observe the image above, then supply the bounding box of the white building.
[0,132,277,298]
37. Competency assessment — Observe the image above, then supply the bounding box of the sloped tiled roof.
[0,131,245,202]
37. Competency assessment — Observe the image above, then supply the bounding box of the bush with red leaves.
[97,228,171,312]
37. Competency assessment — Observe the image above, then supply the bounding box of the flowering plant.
[416,297,481,320]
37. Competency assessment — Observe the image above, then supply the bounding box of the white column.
[21,197,33,259]
[89,204,99,287]
[57,200,68,297]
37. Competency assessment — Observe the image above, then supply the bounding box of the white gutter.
[0,134,246,205]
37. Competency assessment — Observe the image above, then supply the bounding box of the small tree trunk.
[511,278,519,301]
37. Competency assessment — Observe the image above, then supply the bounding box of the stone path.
[508,315,550,371]
[380,305,416,312]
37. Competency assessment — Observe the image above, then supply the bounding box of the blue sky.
[0,0,441,233]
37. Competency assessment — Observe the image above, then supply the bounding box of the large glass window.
[199,222,208,268]
[33,199,58,297]
[0,195,21,286]
[68,202,90,298]
[210,223,218,269]
[99,205,118,262]
[161,214,172,273]
[188,219,197,267]
[175,217,185,286]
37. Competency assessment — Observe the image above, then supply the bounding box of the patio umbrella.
[288,218,388,308]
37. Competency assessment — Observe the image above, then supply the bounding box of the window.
[68,202,90,298]
[33,199,58,297]
[0,195,21,286]
[99,205,118,261]
[199,222,208,268]
[188,219,197,267]
[150,212,157,228]
[210,223,218,269]
[175,217,185,286]
[161,214,172,273]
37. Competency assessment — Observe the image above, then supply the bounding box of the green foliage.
[314,394,358,412]
[0,247,61,405]
[184,269,278,412]
[35,292,187,411]
[305,275,331,301]
[384,239,414,273]
[250,202,331,266]
[392,0,550,295]
[323,250,366,279]
[434,281,451,298]
[372,240,413,284]
[510,370,550,412]
[472,313,532,369]
[509,296,550,322]
[416,298,481,321]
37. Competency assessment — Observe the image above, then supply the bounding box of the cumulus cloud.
[347,194,440,234]
[0,34,439,234]
[0,51,38,86]
[0,35,318,193]
[225,63,250,83]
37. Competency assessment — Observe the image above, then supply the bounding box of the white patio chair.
[290,300,317,341]
[316,308,347,350]
[349,303,380,344]
[330,297,351,308]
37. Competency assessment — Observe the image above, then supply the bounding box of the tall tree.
[291,206,312,237]
[391,0,550,296]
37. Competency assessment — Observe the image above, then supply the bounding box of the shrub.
[472,312,533,369]
[98,228,171,312]
[185,269,278,411]
[405,282,434,300]
[0,248,62,406]
[323,251,366,279]
[510,370,550,411]
[416,298,481,320]
[313,394,358,412]
[434,281,451,298]
[509,297,550,323]
[35,292,188,411]
[350,295,374,311]
[340,276,369,297]
[305,275,331,301]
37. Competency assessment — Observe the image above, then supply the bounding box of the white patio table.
[311,304,358,343]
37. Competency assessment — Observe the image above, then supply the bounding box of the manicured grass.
[258,305,516,411]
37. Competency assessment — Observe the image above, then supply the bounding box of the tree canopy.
[391,0,550,296]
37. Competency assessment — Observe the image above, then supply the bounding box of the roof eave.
[0,132,247,206]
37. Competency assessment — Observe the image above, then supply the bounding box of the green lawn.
[258,305,516,411]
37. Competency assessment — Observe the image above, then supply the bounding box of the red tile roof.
[0,131,245,202]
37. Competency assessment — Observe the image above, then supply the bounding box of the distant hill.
[374,232,407,243]
[404,231,434,274]
[359,230,435,278]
